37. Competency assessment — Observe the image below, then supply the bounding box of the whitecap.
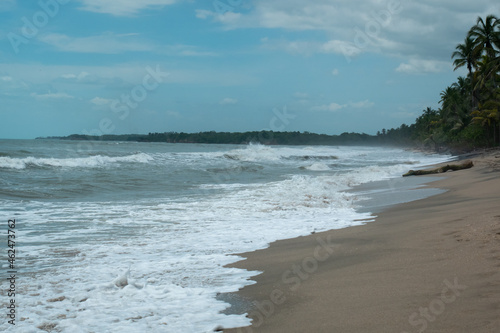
[0,153,153,170]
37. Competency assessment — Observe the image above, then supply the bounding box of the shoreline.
[223,150,500,332]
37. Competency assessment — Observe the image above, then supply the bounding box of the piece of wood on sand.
[403,160,474,177]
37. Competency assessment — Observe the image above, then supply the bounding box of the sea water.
[0,140,453,332]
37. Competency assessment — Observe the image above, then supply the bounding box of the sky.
[0,0,498,139]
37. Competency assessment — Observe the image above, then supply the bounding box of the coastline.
[223,150,500,333]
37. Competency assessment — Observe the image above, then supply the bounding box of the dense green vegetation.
[46,131,380,146]
[381,15,500,151]
[42,15,500,153]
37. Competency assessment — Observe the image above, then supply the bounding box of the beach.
[224,150,500,333]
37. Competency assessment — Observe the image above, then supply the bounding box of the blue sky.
[0,0,497,139]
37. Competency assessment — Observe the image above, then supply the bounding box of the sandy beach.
[224,150,500,333]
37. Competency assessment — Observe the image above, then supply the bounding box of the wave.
[0,153,153,170]
[206,165,265,174]
[0,150,34,158]
[300,163,332,171]
[222,144,281,162]
[287,155,339,161]
[221,144,339,163]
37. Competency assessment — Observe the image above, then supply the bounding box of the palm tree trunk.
[498,120,500,146]
[468,68,475,109]
[494,121,498,146]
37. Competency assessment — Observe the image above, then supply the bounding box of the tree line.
[50,131,381,146]
[380,14,500,151]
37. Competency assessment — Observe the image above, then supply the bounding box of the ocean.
[0,139,453,332]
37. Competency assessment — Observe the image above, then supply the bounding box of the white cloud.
[196,1,365,32]
[196,9,242,25]
[0,63,257,93]
[220,98,238,105]
[321,40,361,56]
[61,74,77,79]
[31,92,74,100]
[310,103,344,112]
[310,100,374,112]
[261,38,365,58]
[198,0,499,61]
[90,97,113,106]
[253,1,353,31]
[396,59,451,74]
[350,100,374,108]
[331,69,339,76]
[195,10,212,20]
[294,92,310,104]
[78,0,178,16]
[166,110,181,117]
[61,72,90,81]
[57,71,128,87]
[161,45,218,57]
[0,73,30,95]
[261,39,318,55]
[261,38,364,58]
[39,33,216,57]
[39,32,153,54]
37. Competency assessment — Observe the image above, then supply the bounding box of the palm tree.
[473,55,499,98]
[481,89,500,144]
[440,85,470,132]
[452,76,470,94]
[440,86,460,117]
[451,76,474,109]
[472,89,500,145]
[413,107,440,149]
[469,15,500,60]
[452,36,479,77]
[470,15,500,92]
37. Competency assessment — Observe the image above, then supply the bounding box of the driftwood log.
[403,160,474,177]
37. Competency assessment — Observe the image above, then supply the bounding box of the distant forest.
[44,131,387,146]
[43,15,500,153]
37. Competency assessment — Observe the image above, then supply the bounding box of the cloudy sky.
[0,0,497,139]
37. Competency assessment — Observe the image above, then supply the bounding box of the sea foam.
[0,153,153,169]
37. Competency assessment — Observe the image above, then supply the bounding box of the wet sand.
[224,150,500,333]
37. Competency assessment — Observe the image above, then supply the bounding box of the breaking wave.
[0,153,153,170]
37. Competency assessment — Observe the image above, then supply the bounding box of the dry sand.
[224,150,500,333]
